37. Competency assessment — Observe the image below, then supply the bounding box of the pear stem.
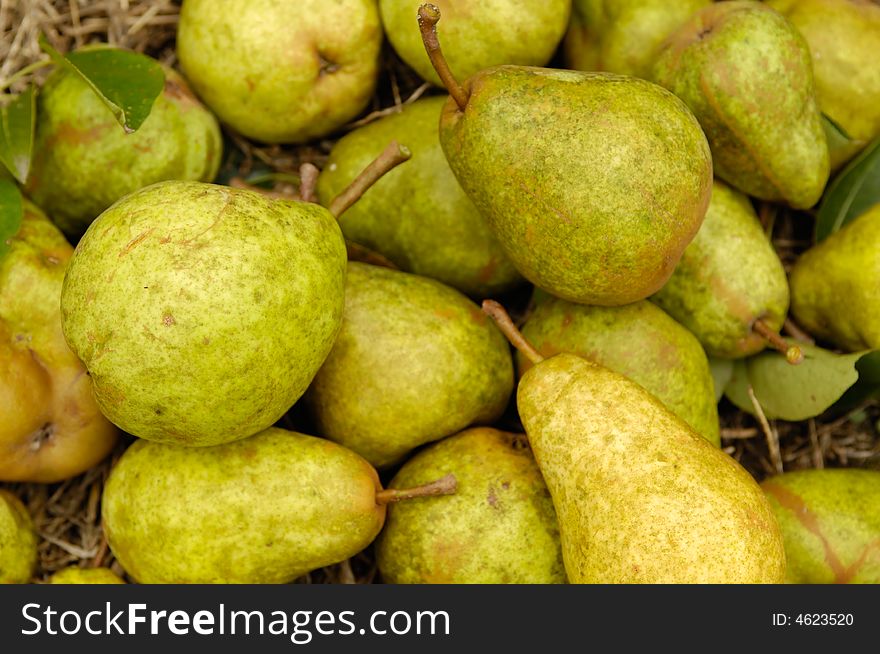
[417,4,469,111]
[482,300,545,365]
[328,140,411,219]
[298,163,320,203]
[345,240,399,269]
[753,318,804,365]
[0,59,51,93]
[375,473,458,505]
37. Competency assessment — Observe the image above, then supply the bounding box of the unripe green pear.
[762,469,880,584]
[25,61,221,237]
[49,567,125,584]
[177,0,382,144]
[0,490,37,584]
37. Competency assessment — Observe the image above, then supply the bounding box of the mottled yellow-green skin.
[0,201,118,482]
[305,263,514,468]
[25,64,221,238]
[376,428,566,584]
[441,67,712,306]
[653,1,829,209]
[564,0,711,77]
[520,353,786,583]
[49,567,125,584]
[0,490,37,583]
[519,296,719,445]
[768,0,880,168]
[380,0,571,87]
[762,469,880,584]
[61,181,347,446]
[316,97,522,297]
[103,428,385,584]
[789,203,880,351]
[177,0,381,144]
[652,180,789,359]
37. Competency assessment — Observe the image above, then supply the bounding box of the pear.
[102,427,455,583]
[652,180,795,361]
[316,96,522,297]
[768,0,880,169]
[0,489,37,584]
[418,6,712,305]
[381,0,571,87]
[305,262,513,468]
[49,567,125,584]
[25,60,221,238]
[0,200,118,482]
[564,0,711,77]
[762,469,880,584]
[60,181,347,446]
[376,427,566,584]
[483,301,786,583]
[519,295,719,445]
[652,1,829,209]
[789,203,880,351]
[177,0,382,144]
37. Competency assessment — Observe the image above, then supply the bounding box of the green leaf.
[821,113,854,153]
[39,35,164,133]
[0,87,36,183]
[708,357,734,403]
[723,344,879,421]
[815,135,880,242]
[0,177,23,260]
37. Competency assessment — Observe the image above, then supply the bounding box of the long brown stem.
[482,300,545,365]
[328,140,411,218]
[418,4,469,111]
[375,473,457,505]
[298,163,320,203]
[346,240,399,270]
[753,318,804,365]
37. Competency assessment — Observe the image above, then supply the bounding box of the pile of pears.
[2,0,879,585]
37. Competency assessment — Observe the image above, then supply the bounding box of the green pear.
[381,0,571,87]
[1,200,118,482]
[652,180,791,360]
[376,427,566,584]
[25,60,221,238]
[762,469,879,584]
[304,262,514,468]
[177,0,382,144]
[768,0,880,169]
[49,567,125,584]
[789,203,880,351]
[519,295,719,445]
[484,301,786,583]
[316,96,522,297]
[0,489,37,584]
[61,180,347,446]
[653,1,829,209]
[564,0,711,77]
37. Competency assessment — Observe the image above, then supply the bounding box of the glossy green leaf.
[0,177,23,260]
[815,135,880,242]
[708,357,734,403]
[39,35,164,133]
[0,87,36,183]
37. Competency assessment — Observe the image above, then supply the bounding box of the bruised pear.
[0,490,37,584]
[49,567,125,584]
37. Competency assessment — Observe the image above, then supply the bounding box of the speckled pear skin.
[316,97,522,297]
[519,296,719,446]
[519,353,786,583]
[652,180,789,359]
[769,0,880,169]
[789,204,880,351]
[0,489,37,584]
[177,0,381,144]
[440,67,712,306]
[102,428,385,584]
[60,181,347,446]
[380,0,571,87]
[762,469,880,584]
[49,567,125,584]
[652,1,829,209]
[0,201,118,483]
[564,0,711,77]
[376,427,565,584]
[25,63,221,238]
[305,263,514,468]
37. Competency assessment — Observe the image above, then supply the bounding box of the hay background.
[1,0,878,583]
